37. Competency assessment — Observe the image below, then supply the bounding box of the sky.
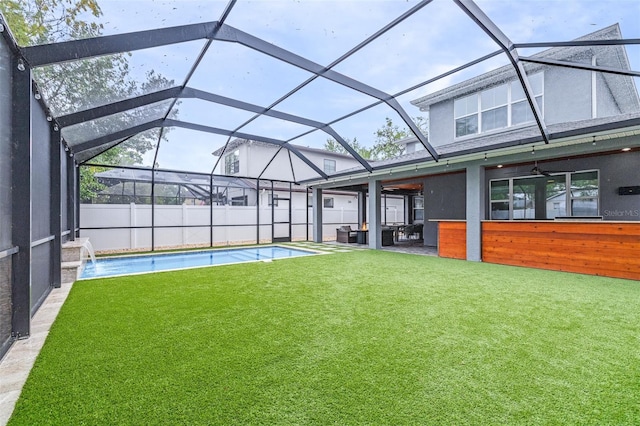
[47,0,640,174]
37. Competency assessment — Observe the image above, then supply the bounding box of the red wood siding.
[482,221,640,280]
[438,221,466,260]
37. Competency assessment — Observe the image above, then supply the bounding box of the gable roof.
[212,138,358,161]
[410,24,638,112]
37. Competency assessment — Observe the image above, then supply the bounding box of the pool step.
[61,261,82,285]
[61,238,91,284]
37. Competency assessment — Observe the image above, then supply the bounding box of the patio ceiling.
[5,0,640,183]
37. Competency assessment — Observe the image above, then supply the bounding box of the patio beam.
[163,119,329,180]
[519,57,640,78]
[57,87,183,127]
[71,119,165,154]
[21,22,220,67]
[214,24,439,161]
[454,0,550,144]
[189,87,374,171]
[57,85,373,173]
[515,39,640,49]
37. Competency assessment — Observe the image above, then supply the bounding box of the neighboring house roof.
[95,168,254,189]
[211,138,356,160]
[411,24,639,113]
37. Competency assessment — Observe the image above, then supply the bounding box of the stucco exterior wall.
[485,148,640,221]
[423,172,467,246]
[544,67,592,125]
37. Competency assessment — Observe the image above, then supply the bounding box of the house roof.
[410,24,638,111]
[330,111,640,175]
[211,138,359,160]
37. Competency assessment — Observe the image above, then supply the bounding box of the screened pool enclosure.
[1,0,639,355]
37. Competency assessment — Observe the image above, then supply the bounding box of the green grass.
[9,251,640,425]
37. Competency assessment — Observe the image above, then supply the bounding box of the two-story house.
[308,24,640,279]
[212,138,407,226]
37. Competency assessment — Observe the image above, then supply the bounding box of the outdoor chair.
[404,223,424,240]
[336,226,357,243]
[381,227,394,246]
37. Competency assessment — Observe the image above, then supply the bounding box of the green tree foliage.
[372,117,408,160]
[324,137,373,159]
[0,0,178,202]
[323,116,429,161]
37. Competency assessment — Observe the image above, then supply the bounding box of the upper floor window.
[454,72,543,138]
[324,159,336,174]
[225,150,240,175]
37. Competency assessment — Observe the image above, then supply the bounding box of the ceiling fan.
[530,161,573,177]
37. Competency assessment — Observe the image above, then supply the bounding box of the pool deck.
[0,281,75,426]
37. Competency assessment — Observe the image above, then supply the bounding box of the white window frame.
[454,72,544,139]
[324,159,336,174]
[323,197,334,208]
[225,150,240,175]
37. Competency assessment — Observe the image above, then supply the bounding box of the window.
[454,94,478,137]
[268,193,278,207]
[454,72,544,138]
[511,73,543,126]
[489,170,598,220]
[324,159,336,174]
[323,197,334,208]
[481,84,508,132]
[512,178,537,219]
[490,180,510,220]
[570,171,599,216]
[413,196,424,221]
[225,150,240,174]
[231,195,247,206]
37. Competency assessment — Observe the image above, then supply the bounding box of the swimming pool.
[80,246,317,279]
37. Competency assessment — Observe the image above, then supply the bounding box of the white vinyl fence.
[80,194,404,252]
[80,203,362,252]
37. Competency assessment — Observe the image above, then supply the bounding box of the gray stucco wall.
[423,172,467,246]
[541,66,592,125]
[428,100,455,148]
[485,148,640,221]
[426,65,613,145]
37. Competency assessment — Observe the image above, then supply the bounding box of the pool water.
[80,246,316,279]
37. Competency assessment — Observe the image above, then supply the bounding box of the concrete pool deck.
[0,281,75,425]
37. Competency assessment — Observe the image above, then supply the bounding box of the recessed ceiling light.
[621,147,631,152]
[497,164,503,168]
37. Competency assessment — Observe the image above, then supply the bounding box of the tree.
[324,137,373,159]
[1,0,178,202]
[372,117,408,160]
[323,116,429,162]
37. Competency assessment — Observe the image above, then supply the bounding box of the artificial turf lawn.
[9,250,640,425]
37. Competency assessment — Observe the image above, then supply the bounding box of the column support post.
[466,163,485,261]
[50,124,61,288]
[367,177,382,249]
[312,187,323,243]
[11,56,32,338]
